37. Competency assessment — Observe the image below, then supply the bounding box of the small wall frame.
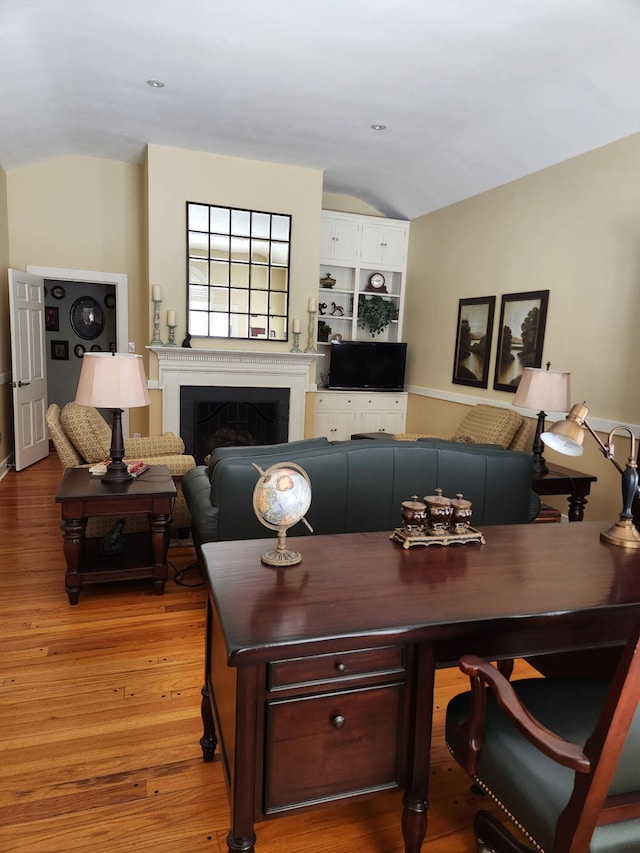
[452,296,496,388]
[493,290,549,392]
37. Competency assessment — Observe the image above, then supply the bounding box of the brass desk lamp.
[541,403,640,548]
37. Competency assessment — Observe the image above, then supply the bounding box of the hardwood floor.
[0,453,532,853]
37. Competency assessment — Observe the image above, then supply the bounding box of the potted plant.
[317,320,332,342]
[357,294,398,337]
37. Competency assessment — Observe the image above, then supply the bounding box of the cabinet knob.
[331,714,346,729]
[335,661,346,672]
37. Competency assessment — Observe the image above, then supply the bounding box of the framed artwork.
[45,306,59,332]
[493,290,549,392]
[51,340,69,361]
[90,344,102,352]
[452,296,496,388]
[74,344,86,358]
[70,296,105,340]
[104,293,116,309]
[51,284,66,300]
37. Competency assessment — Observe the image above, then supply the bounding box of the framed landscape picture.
[493,290,549,392]
[452,296,496,388]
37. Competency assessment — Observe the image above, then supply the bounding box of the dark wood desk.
[200,523,640,853]
[55,465,175,604]
[531,463,597,521]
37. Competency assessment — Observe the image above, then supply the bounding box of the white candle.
[167,310,176,326]
[152,285,161,302]
[293,318,301,333]
[308,297,317,312]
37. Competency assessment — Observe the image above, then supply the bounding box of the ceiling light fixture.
[371,123,387,131]
[146,79,165,89]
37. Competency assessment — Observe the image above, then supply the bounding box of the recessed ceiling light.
[146,79,165,89]
[371,123,387,131]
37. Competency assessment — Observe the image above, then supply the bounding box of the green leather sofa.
[182,437,540,553]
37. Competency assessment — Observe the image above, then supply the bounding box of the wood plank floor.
[0,453,534,853]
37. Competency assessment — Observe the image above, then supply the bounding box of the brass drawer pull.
[331,714,346,729]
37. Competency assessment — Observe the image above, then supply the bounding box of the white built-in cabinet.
[317,211,409,346]
[313,211,410,440]
[314,391,408,442]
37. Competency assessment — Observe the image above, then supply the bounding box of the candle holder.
[290,330,302,353]
[166,324,178,347]
[150,299,165,346]
[304,309,317,353]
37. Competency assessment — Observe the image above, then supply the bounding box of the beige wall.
[0,167,12,462]
[404,133,640,521]
[6,155,149,434]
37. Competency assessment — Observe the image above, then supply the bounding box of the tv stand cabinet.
[312,390,407,441]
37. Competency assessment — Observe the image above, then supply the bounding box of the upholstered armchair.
[445,626,640,852]
[394,404,531,452]
[47,402,195,535]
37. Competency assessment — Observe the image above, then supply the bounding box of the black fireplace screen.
[180,386,289,464]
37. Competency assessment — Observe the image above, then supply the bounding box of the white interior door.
[8,269,49,470]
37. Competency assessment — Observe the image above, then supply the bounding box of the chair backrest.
[452,404,525,450]
[59,402,112,463]
[46,403,84,468]
[556,624,640,849]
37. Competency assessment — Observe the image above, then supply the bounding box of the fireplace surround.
[151,346,321,444]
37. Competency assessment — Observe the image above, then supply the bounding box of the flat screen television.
[328,341,407,391]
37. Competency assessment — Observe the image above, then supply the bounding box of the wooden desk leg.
[402,643,436,853]
[200,684,218,761]
[148,512,171,594]
[61,516,87,605]
[567,487,589,522]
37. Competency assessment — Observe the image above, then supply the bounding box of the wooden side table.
[531,463,597,522]
[55,464,176,604]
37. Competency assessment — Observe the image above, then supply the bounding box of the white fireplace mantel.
[149,346,323,441]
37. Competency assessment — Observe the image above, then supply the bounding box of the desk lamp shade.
[75,352,151,483]
[512,366,571,474]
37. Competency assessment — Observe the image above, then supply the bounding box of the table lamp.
[541,403,640,548]
[75,352,151,484]
[512,363,571,474]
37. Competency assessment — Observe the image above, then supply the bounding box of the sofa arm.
[124,432,185,457]
[183,466,220,545]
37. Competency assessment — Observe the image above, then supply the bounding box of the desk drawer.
[265,682,401,811]
[269,646,403,689]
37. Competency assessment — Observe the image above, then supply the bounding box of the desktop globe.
[252,461,313,566]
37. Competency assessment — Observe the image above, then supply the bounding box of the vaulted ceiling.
[2,0,639,219]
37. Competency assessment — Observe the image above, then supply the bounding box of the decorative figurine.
[99,518,126,556]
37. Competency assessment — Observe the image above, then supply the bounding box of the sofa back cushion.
[205,438,536,542]
[60,402,112,463]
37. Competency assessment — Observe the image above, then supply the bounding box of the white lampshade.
[512,367,571,413]
[75,353,151,409]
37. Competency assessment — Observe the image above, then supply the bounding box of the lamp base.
[101,463,133,485]
[600,518,640,549]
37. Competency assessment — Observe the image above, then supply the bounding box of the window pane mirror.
[187,202,291,341]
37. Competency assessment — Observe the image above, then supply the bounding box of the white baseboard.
[0,453,13,481]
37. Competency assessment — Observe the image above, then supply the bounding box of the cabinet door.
[379,408,406,435]
[265,683,401,811]
[360,222,407,268]
[321,214,360,262]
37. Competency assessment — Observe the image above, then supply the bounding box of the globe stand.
[261,528,302,566]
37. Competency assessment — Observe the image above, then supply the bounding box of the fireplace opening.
[180,386,289,463]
